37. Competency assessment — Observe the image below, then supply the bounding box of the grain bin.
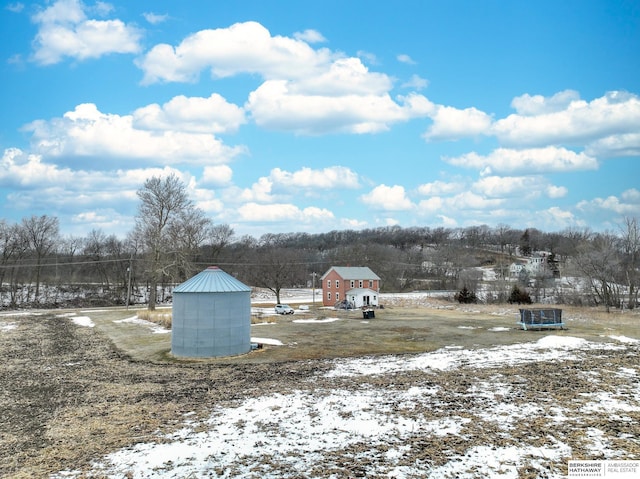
[171,266,251,358]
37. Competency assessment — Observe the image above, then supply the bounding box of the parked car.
[274,304,294,315]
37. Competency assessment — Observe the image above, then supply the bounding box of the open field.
[1,294,639,478]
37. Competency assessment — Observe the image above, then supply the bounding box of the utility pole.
[126,254,133,310]
[311,272,317,305]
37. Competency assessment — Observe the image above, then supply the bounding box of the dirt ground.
[0,301,638,478]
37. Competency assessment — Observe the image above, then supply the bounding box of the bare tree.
[22,215,59,303]
[247,246,304,304]
[84,229,112,288]
[573,233,621,311]
[134,174,205,310]
[206,224,235,262]
[619,216,639,309]
[0,222,30,307]
[167,207,212,281]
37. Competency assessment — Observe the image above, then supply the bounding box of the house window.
[350,280,354,288]
[327,280,331,289]
[336,280,339,289]
[367,280,371,288]
[359,280,363,288]
[327,292,331,301]
[336,293,340,301]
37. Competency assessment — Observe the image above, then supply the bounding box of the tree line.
[1,175,638,310]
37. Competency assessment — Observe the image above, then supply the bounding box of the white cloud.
[293,29,326,43]
[236,202,334,222]
[247,81,433,134]
[24,103,245,166]
[402,74,429,90]
[6,2,24,13]
[447,191,504,210]
[236,166,359,203]
[269,166,360,190]
[360,185,414,211]
[423,105,493,141]
[138,21,433,135]
[143,12,168,25]
[71,208,132,232]
[31,0,141,65]
[0,148,191,229]
[237,177,276,203]
[417,180,464,196]
[473,175,568,200]
[473,176,535,198]
[357,50,378,65]
[535,206,580,229]
[547,185,568,199]
[191,189,225,214]
[1,148,73,186]
[340,218,368,229]
[397,54,416,65]
[577,188,640,216]
[201,165,233,186]
[445,147,599,174]
[493,91,640,147]
[585,132,640,158]
[137,21,335,84]
[621,188,640,202]
[510,90,580,116]
[290,57,393,96]
[417,191,504,220]
[417,196,443,213]
[132,94,246,134]
[437,215,458,227]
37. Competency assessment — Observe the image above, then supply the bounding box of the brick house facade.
[320,266,380,308]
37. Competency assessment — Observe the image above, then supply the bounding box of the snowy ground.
[3,290,638,478]
[52,334,640,479]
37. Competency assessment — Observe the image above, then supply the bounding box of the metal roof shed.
[171,266,252,358]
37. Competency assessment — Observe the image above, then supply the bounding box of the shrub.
[508,285,532,304]
[455,286,478,304]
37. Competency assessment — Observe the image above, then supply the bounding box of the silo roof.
[174,266,251,293]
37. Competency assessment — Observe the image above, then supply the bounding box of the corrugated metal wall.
[171,267,251,358]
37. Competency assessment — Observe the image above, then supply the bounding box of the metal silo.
[171,266,252,358]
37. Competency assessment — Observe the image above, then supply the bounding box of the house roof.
[174,266,251,293]
[321,266,380,280]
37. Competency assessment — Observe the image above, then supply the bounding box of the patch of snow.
[489,326,511,332]
[53,335,638,479]
[325,336,621,378]
[293,317,341,324]
[427,443,571,479]
[113,316,170,334]
[617,367,637,378]
[251,337,283,346]
[534,335,587,349]
[609,335,640,344]
[580,391,640,414]
[582,427,623,458]
[0,311,43,317]
[71,316,95,328]
[0,322,17,332]
[458,325,481,330]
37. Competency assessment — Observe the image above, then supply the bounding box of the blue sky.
[1,0,639,239]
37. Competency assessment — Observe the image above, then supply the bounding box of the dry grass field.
[0,298,638,478]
